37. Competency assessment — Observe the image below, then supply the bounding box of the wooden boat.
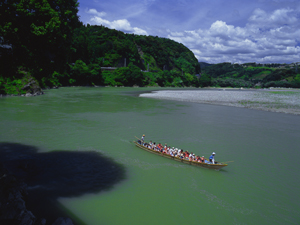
[134,141,228,171]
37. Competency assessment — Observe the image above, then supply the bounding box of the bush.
[212,78,254,88]
[263,80,294,88]
[112,63,144,86]
[69,60,103,85]
[199,73,211,87]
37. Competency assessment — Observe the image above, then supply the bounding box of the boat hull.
[134,141,227,171]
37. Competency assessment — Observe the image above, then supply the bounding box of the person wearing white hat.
[209,152,216,164]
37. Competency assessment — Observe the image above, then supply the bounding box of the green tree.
[199,73,211,87]
[0,0,79,81]
[69,60,102,85]
[112,63,144,86]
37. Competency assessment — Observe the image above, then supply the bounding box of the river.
[0,87,299,225]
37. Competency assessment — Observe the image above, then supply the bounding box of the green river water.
[0,87,299,225]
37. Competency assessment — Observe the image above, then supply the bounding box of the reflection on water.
[0,143,125,224]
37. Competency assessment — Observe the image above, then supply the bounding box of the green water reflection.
[0,87,299,225]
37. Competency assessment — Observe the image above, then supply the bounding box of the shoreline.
[2,86,300,115]
[139,88,300,115]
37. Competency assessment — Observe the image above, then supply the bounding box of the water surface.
[0,87,299,224]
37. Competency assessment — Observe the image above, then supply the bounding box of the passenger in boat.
[157,143,163,152]
[174,149,178,157]
[149,141,153,147]
[209,152,216,164]
[180,153,184,159]
[192,153,196,160]
[156,143,160,152]
[163,147,167,154]
[152,142,156,150]
[184,151,189,159]
[200,156,205,162]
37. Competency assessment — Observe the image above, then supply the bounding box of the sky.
[78,0,300,64]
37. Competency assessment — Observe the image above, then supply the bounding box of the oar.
[222,161,234,164]
[135,136,141,140]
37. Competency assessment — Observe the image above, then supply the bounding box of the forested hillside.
[201,62,300,88]
[70,25,200,87]
[0,0,200,95]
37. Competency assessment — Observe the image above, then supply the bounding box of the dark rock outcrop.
[21,78,44,96]
[0,164,37,225]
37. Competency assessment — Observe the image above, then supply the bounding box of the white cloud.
[167,8,300,64]
[87,9,148,36]
[249,8,298,28]
[86,8,106,17]
[132,27,148,35]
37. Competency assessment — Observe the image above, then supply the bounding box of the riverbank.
[140,88,300,115]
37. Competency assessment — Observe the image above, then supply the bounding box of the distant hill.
[199,62,213,69]
[201,62,300,88]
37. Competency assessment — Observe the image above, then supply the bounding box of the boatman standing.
[141,134,145,145]
[209,152,216,164]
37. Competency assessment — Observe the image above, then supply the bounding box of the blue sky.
[78,0,300,64]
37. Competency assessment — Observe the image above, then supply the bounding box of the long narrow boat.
[134,141,228,171]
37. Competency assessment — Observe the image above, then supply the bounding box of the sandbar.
[140,89,300,115]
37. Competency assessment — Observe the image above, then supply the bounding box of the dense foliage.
[201,62,300,88]
[0,2,200,94]
[0,0,80,93]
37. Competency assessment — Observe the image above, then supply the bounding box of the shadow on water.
[0,143,126,225]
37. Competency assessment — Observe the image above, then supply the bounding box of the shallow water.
[0,87,299,225]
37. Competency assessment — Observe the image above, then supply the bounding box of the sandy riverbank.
[140,88,300,115]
